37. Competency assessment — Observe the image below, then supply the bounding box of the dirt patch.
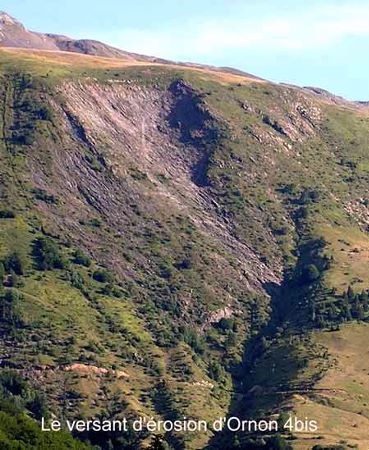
[64,363,129,378]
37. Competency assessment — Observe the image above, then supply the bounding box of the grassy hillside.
[0,48,369,449]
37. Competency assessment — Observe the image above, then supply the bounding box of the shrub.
[101,283,114,296]
[26,392,48,421]
[93,269,113,283]
[32,237,66,270]
[0,263,4,286]
[37,106,53,121]
[301,264,320,283]
[73,249,91,267]
[32,188,57,204]
[11,130,34,146]
[0,210,15,219]
[175,258,192,270]
[208,361,225,381]
[70,271,84,290]
[217,318,235,331]
[4,252,26,276]
[89,218,102,227]
[7,270,19,288]
[269,434,293,450]
[0,290,21,326]
[182,327,205,354]
[158,262,173,279]
[0,370,27,397]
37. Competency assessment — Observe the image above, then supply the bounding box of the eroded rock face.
[64,363,129,378]
[2,44,369,449]
[202,306,234,330]
[39,80,283,289]
[255,96,321,144]
[345,199,369,229]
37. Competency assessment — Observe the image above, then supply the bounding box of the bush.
[74,249,91,267]
[208,361,225,381]
[269,434,293,450]
[70,271,84,290]
[0,290,22,327]
[32,188,57,204]
[26,392,48,421]
[0,210,15,219]
[101,283,112,295]
[4,252,26,276]
[0,370,27,397]
[158,262,173,279]
[12,130,34,146]
[89,218,102,227]
[182,327,205,354]
[37,106,53,121]
[0,263,4,286]
[301,264,320,283]
[7,270,19,288]
[93,269,113,283]
[32,237,66,270]
[217,318,235,331]
[175,258,192,270]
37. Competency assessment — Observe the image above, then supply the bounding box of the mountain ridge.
[0,10,369,450]
[0,10,167,61]
[2,11,368,104]
[0,11,264,80]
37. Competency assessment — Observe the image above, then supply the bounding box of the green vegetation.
[74,249,91,267]
[4,251,26,275]
[0,48,368,449]
[32,237,67,270]
[0,210,15,219]
[0,370,90,449]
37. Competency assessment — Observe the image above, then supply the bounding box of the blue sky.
[2,0,369,100]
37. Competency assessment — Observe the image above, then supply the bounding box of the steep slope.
[0,51,280,450]
[0,46,369,450]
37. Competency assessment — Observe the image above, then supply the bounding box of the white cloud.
[103,1,369,59]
